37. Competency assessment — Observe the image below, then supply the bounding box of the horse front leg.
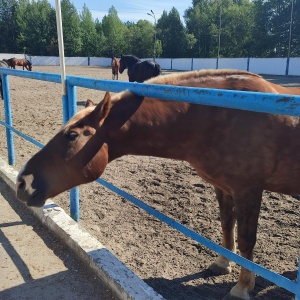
[223,188,262,300]
[209,187,236,275]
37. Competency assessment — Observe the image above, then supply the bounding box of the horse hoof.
[209,262,231,275]
[222,284,251,300]
[222,293,250,300]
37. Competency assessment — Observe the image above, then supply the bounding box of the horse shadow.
[144,269,297,300]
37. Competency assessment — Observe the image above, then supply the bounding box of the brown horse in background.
[11,58,32,71]
[111,57,120,80]
[16,69,300,300]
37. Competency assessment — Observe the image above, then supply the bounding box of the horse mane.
[65,69,271,132]
[146,69,262,85]
[146,69,282,94]
[26,59,32,66]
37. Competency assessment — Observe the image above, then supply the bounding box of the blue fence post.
[2,74,15,165]
[62,94,69,124]
[285,57,290,76]
[66,80,80,221]
[191,58,193,71]
[296,258,300,300]
[247,57,250,71]
[216,57,219,69]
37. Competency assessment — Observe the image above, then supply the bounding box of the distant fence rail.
[0,67,300,299]
[1,53,300,75]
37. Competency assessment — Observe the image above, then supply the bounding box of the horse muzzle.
[16,173,47,207]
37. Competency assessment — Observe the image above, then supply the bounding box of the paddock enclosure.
[0,66,299,300]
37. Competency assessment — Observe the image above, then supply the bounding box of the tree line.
[0,0,299,58]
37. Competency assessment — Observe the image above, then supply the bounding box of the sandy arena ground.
[0,66,299,299]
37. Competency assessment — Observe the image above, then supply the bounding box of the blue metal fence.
[0,67,299,299]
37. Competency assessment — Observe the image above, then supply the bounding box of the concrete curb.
[0,156,164,300]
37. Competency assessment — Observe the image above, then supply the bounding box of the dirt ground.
[0,66,299,300]
[0,179,118,300]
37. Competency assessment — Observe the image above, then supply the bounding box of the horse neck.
[105,94,192,162]
[125,56,140,67]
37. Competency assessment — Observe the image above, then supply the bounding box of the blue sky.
[48,0,191,24]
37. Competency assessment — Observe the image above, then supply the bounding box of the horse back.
[143,69,300,193]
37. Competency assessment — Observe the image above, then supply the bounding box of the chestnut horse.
[111,57,120,80]
[11,58,32,71]
[119,54,161,82]
[16,69,300,300]
[0,60,9,98]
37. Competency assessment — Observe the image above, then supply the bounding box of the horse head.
[27,60,32,71]
[119,55,125,74]
[16,92,112,207]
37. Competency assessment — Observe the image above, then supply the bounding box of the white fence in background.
[1,53,299,75]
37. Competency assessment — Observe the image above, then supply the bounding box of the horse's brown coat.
[111,57,120,80]
[16,69,300,300]
[10,58,32,71]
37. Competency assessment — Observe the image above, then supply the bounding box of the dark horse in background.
[111,57,120,80]
[119,55,161,82]
[11,58,32,71]
[3,58,14,69]
[0,60,9,99]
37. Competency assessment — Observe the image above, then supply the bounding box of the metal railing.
[0,67,299,299]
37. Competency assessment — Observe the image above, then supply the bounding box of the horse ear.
[85,99,96,107]
[93,92,111,122]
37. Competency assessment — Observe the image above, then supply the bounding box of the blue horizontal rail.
[0,121,44,149]
[67,75,300,116]
[96,177,300,295]
[0,68,61,83]
[0,68,299,299]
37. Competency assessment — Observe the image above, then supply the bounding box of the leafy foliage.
[0,0,298,58]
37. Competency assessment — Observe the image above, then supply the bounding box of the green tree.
[80,4,98,56]
[157,8,193,57]
[16,0,56,55]
[61,0,82,56]
[0,0,18,52]
[94,18,107,56]
[126,20,155,57]
[185,0,216,57]
[251,0,300,57]
[219,0,255,57]
[102,6,129,56]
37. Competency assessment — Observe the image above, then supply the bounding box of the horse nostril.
[16,176,25,192]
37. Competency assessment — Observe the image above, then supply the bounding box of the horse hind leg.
[222,188,262,300]
[209,187,236,276]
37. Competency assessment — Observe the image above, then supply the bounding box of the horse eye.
[66,131,79,141]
